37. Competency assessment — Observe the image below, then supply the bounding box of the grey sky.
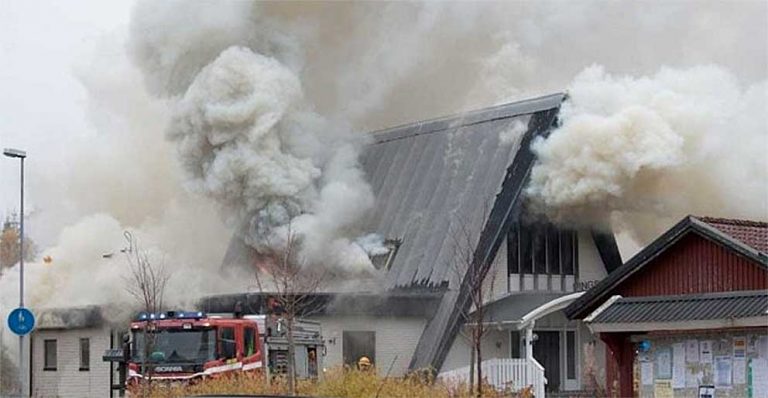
[0,0,131,242]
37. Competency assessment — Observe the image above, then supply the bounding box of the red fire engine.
[103,310,324,391]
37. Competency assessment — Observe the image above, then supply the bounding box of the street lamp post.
[3,148,26,397]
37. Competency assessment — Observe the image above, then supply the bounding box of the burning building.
[205,93,623,395]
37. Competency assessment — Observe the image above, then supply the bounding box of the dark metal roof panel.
[592,290,768,323]
[361,109,538,289]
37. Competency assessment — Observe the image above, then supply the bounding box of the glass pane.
[533,224,547,275]
[561,231,574,275]
[221,327,236,359]
[133,329,217,363]
[507,224,519,275]
[519,225,532,274]
[547,225,560,275]
[566,331,576,379]
[510,331,520,358]
[244,328,256,356]
[44,340,57,369]
[80,338,90,369]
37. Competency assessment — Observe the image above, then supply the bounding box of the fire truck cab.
[104,310,324,390]
[126,311,264,382]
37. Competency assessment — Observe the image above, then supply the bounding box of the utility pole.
[4,148,27,397]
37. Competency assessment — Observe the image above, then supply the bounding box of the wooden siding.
[617,233,767,297]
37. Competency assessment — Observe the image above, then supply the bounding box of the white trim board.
[587,316,768,333]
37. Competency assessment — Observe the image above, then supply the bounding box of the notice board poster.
[656,347,672,379]
[714,356,732,387]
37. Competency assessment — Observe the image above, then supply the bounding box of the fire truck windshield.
[133,328,216,364]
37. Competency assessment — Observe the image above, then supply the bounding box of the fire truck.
[103,310,324,390]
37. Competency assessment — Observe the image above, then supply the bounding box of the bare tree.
[253,223,325,396]
[122,231,170,397]
[450,211,499,398]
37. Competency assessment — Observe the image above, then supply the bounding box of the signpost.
[7,307,35,336]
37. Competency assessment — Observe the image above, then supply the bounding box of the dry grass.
[135,367,534,398]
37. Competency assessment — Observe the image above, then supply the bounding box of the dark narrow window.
[533,224,547,275]
[547,225,561,275]
[510,331,521,358]
[561,231,574,275]
[566,331,576,379]
[343,331,375,367]
[519,225,532,274]
[220,327,236,359]
[507,224,519,275]
[44,339,57,371]
[79,338,90,371]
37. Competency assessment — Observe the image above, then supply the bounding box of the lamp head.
[3,148,26,159]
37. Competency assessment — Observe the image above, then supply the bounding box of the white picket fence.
[439,358,547,397]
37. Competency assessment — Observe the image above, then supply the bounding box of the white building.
[27,95,624,397]
[217,93,623,395]
[28,307,120,398]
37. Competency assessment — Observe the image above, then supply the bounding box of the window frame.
[43,339,57,371]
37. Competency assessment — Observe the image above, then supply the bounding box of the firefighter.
[357,356,372,372]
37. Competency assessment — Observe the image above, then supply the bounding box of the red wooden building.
[565,216,768,397]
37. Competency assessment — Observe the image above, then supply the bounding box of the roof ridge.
[619,290,768,303]
[368,92,565,144]
[695,215,768,228]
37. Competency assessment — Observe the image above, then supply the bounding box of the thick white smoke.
[130,1,378,271]
[527,65,767,236]
[0,0,765,326]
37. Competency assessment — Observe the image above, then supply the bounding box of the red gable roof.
[699,217,768,253]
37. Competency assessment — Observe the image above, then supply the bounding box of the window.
[507,223,519,275]
[243,327,257,357]
[343,331,375,367]
[519,226,532,274]
[79,338,90,371]
[220,327,236,359]
[507,220,577,277]
[566,331,576,380]
[510,331,521,359]
[43,339,57,371]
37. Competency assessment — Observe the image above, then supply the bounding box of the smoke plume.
[0,0,765,325]
[527,65,767,237]
[129,1,378,271]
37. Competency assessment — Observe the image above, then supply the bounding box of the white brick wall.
[31,327,112,398]
[309,315,426,376]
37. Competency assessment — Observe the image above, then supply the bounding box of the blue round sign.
[7,307,35,336]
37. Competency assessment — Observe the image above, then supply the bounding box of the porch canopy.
[585,290,768,333]
[470,291,585,330]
